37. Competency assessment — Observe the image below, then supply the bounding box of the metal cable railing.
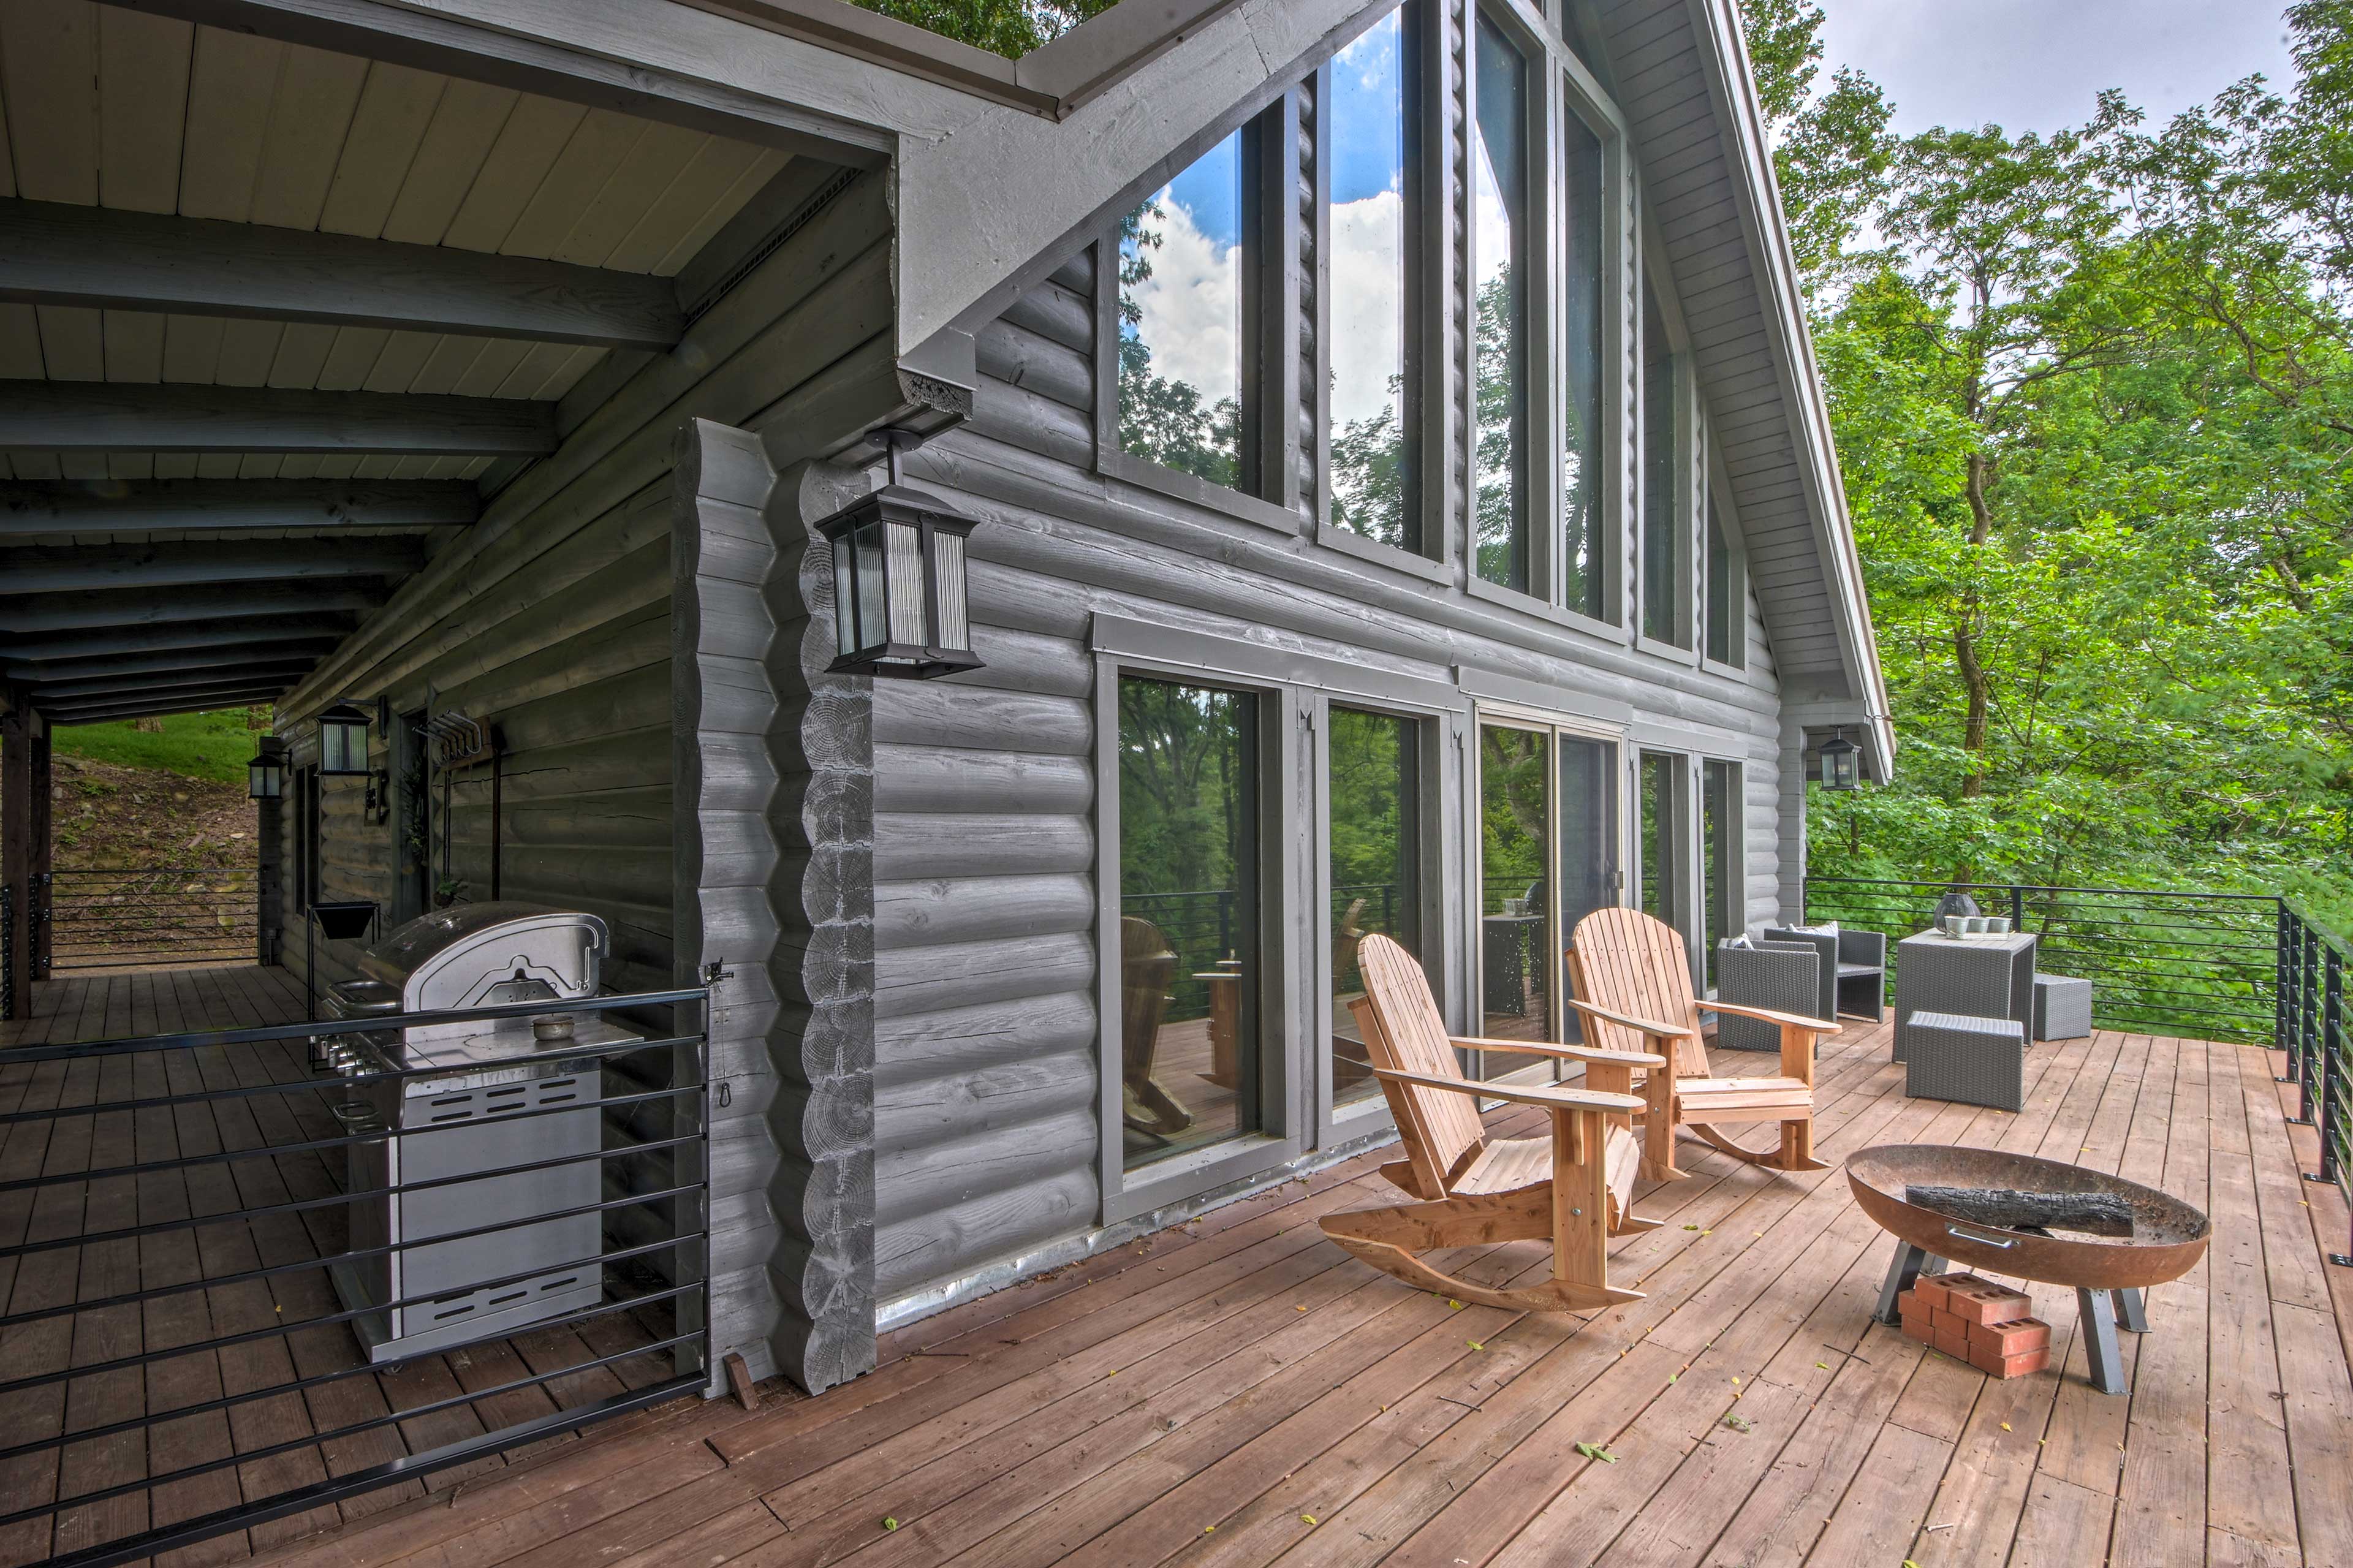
[44,865,258,969]
[2,986,712,1568]
[2280,900,2351,1268]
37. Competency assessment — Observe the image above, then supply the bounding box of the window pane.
[1471,16,1531,593]
[1639,751,1689,939]
[1562,104,1607,619]
[1118,678,1261,1170]
[1330,708,1420,1108]
[1479,724,1550,1068]
[1330,6,1420,550]
[1705,493,1740,665]
[1120,134,1249,488]
[1702,760,1739,990]
[1640,275,1687,645]
[1556,735,1618,1044]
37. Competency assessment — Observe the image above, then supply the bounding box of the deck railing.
[1802,877,2279,1045]
[43,865,260,970]
[2,986,712,1568]
[2281,900,2351,1267]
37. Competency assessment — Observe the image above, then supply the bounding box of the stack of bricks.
[1895,1272,2052,1378]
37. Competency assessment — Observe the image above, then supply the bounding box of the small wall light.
[814,428,983,680]
[317,701,372,776]
[1818,726,1860,792]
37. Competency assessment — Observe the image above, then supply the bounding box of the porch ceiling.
[0,0,822,727]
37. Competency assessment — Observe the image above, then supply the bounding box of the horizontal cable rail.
[3,983,713,1568]
[41,865,259,969]
[1802,877,2278,1045]
[2279,899,2351,1268]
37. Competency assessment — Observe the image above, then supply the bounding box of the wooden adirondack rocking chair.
[1318,935,1671,1312]
[1566,907,1837,1180]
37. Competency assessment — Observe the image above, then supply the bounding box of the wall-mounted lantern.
[247,742,285,800]
[814,428,983,680]
[1818,726,1860,792]
[317,701,372,776]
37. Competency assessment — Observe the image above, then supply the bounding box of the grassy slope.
[49,708,271,784]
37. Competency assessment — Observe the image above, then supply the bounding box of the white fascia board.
[1681,0,1894,768]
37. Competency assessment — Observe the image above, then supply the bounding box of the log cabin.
[0,0,1892,1399]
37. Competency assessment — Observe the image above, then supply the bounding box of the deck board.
[7,974,2347,1568]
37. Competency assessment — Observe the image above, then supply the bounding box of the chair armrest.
[1703,1000,1842,1034]
[1452,1036,1669,1069]
[1838,930,1886,964]
[1566,999,1698,1041]
[1369,1067,1645,1114]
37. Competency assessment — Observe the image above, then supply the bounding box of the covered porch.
[4,985,2327,1568]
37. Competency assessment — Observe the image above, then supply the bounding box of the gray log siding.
[762,458,884,1392]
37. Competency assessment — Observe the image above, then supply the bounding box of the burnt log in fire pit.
[1850,1144,2211,1395]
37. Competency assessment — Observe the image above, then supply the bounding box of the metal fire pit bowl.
[1849,1144,2210,1290]
[1851,1143,2212,1396]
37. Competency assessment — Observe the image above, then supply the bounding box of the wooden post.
[28,717,50,979]
[1,695,29,1011]
[1550,1106,1609,1292]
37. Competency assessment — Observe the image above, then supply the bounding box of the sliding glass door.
[1329,708,1424,1110]
[1477,719,1621,1071]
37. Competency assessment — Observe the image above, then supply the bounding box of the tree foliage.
[1746,0,2353,923]
[851,0,1115,58]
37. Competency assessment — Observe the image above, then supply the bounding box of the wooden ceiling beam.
[0,607,357,654]
[0,383,556,456]
[5,642,345,685]
[0,478,480,539]
[42,685,295,726]
[0,541,423,597]
[27,658,322,703]
[0,199,685,350]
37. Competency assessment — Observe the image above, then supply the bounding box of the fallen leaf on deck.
[1721,1414,1751,1433]
[1468,1341,1485,1350]
[1574,1442,1618,1463]
[882,1517,899,1532]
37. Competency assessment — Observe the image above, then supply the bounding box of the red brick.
[1911,1273,1958,1312]
[1969,1345,2050,1379]
[1942,1276,2032,1327]
[1930,1306,1973,1338]
[1933,1324,1973,1360]
[1969,1317,2052,1357]
[1900,1309,1934,1344]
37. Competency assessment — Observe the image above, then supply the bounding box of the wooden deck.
[0,966,685,1568]
[13,978,2353,1568]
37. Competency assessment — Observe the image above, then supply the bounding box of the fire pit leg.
[2116,1286,2148,1333]
[1874,1240,1946,1326]
[2077,1287,2128,1395]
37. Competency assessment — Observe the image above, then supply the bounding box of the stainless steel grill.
[320,903,631,1362]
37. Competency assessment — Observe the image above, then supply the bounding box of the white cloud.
[1127,195,1239,406]
[1330,190,1406,431]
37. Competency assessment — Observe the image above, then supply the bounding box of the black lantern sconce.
[1818,726,1861,792]
[247,738,286,800]
[316,700,372,777]
[814,428,983,679]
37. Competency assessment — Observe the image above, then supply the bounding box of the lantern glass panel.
[248,757,282,800]
[832,522,859,659]
[885,517,928,647]
[320,718,367,775]
[851,518,888,656]
[931,527,970,654]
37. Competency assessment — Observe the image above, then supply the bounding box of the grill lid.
[358,901,608,1013]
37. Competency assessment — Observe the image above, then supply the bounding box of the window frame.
[1095,94,1305,539]
[1548,51,1630,633]
[1313,693,1462,1146]
[1464,697,1630,1085]
[1634,222,1702,663]
[1700,756,1745,993]
[1311,0,1452,584]
[1701,449,1749,674]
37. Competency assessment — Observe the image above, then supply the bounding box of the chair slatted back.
[1352,934,1485,1194]
[1120,917,1176,1080]
[1567,908,1711,1078]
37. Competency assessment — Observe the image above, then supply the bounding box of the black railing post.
[2009,884,2026,932]
[2319,947,2342,1186]
[1,882,12,1023]
[2295,926,2320,1126]
[2279,902,2298,1083]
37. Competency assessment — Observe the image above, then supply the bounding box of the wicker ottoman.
[2034,974,2093,1042]
[1904,1010,2026,1112]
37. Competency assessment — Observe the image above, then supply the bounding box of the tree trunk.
[1955,449,1995,801]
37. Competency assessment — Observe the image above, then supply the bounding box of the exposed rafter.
[26,658,320,703]
[0,541,424,597]
[0,479,480,539]
[1,577,395,631]
[42,685,295,726]
[0,383,556,456]
[0,607,357,654]
[0,199,686,351]
[4,641,344,685]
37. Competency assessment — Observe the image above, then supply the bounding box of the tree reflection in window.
[1471,15,1530,593]
[1328,4,1422,550]
[1120,134,1249,488]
